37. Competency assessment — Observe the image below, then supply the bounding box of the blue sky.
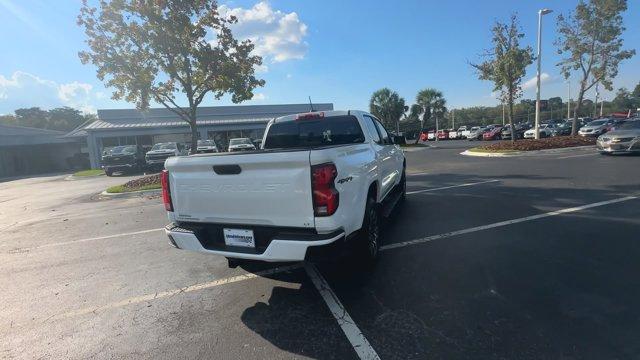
[0,0,638,115]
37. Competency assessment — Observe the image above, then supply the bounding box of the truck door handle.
[213,165,242,175]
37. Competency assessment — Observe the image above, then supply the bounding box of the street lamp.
[534,8,553,140]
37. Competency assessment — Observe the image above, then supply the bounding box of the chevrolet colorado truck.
[162,110,406,265]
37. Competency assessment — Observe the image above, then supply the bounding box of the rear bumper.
[165,223,345,262]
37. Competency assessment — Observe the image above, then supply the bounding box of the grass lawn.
[105,173,161,194]
[73,169,105,177]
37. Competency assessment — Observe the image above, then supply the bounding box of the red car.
[437,130,450,140]
[483,126,503,140]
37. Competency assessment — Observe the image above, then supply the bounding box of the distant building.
[71,103,333,169]
[0,124,83,178]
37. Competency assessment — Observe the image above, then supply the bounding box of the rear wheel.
[105,169,113,177]
[356,196,380,265]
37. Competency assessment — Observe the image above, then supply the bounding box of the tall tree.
[632,82,640,99]
[415,88,446,131]
[612,87,633,111]
[556,0,635,135]
[48,107,87,131]
[14,108,50,129]
[471,15,533,143]
[78,0,265,154]
[369,88,406,133]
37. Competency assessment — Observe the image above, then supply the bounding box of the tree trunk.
[572,84,586,136]
[508,96,515,144]
[189,121,198,155]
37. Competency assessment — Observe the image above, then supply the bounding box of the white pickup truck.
[162,110,406,266]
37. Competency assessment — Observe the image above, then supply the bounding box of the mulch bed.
[122,173,161,190]
[476,136,596,152]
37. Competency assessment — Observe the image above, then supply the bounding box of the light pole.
[534,8,553,140]
[566,80,571,120]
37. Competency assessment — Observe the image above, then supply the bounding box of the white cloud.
[252,92,267,101]
[254,64,269,73]
[0,71,97,113]
[219,2,309,63]
[522,72,551,90]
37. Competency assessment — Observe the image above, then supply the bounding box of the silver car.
[578,119,613,137]
[596,120,640,154]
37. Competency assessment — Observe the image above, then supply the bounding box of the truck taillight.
[311,163,339,216]
[161,170,173,212]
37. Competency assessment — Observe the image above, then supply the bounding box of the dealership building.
[71,103,333,169]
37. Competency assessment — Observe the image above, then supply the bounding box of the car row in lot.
[101,138,257,176]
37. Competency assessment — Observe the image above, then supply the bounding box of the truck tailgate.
[165,151,314,228]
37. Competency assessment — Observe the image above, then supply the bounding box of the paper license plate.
[223,228,255,248]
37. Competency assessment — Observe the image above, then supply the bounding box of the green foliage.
[556,0,635,133]
[73,169,105,177]
[77,0,265,154]
[369,88,406,132]
[470,14,533,140]
[414,88,446,128]
[632,82,640,99]
[0,106,92,131]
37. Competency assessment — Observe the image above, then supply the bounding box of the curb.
[461,145,596,157]
[461,150,519,157]
[65,174,105,181]
[99,188,161,198]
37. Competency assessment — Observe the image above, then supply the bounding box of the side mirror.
[392,135,406,145]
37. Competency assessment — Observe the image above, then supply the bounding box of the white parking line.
[52,264,302,320]
[406,179,499,195]
[556,153,598,159]
[305,263,381,360]
[6,228,165,252]
[381,195,638,251]
[407,172,429,176]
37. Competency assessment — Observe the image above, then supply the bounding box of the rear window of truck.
[263,115,365,149]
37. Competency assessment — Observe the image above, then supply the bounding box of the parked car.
[196,139,219,153]
[228,137,256,152]
[145,142,186,169]
[524,123,555,139]
[578,119,613,137]
[101,145,146,176]
[551,122,573,136]
[457,126,471,139]
[597,120,640,154]
[427,130,436,141]
[483,126,503,141]
[448,129,459,139]
[467,126,487,141]
[501,124,525,140]
[437,129,450,140]
[163,110,406,265]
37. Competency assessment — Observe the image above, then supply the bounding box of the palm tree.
[369,88,406,134]
[415,88,447,133]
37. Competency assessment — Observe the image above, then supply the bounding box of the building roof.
[0,124,76,146]
[84,103,334,131]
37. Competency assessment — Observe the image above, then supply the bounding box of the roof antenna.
[308,96,315,112]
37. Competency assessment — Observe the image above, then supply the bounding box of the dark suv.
[101,145,146,176]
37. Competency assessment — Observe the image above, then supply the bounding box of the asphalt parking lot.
[2,141,639,359]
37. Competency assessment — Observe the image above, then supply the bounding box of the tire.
[357,195,380,265]
[399,169,407,203]
[105,169,113,177]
